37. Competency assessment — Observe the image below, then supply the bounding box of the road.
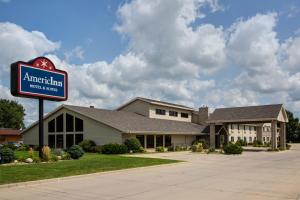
[1,145,300,200]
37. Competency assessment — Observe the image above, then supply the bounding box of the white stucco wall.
[149,105,192,122]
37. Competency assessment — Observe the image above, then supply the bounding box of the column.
[271,121,277,150]
[144,135,147,149]
[256,125,263,143]
[210,124,215,149]
[154,135,157,148]
[280,122,286,150]
[163,135,165,147]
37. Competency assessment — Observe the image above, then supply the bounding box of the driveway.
[1,145,300,200]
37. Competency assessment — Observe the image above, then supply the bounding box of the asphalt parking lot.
[1,144,300,200]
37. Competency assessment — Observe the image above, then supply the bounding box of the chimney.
[198,106,208,123]
[90,105,95,108]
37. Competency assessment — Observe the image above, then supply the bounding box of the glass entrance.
[147,135,154,148]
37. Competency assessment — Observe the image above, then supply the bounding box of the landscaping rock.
[57,156,62,160]
[14,160,18,163]
[25,158,33,163]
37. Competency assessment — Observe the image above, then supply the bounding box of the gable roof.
[0,129,22,136]
[116,97,194,111]
[207,104,287,123]
[22,104,206,135]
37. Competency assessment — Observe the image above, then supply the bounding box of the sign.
[11,57,68,101]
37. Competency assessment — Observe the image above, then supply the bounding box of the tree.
[0,99,25,129]
[286,110,300,142]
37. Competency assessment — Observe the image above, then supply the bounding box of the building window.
[66,134,74,148]
[249,137,252,142]
[156,135,163,146]
[75,117,83,132]
[48,119,55,133]
[66,113,74,132]
[254,127,256,131]
[155,109,166,115]
[56,134,64,149]
[136,135,145,147]
[244,137,247,142]
[238,136,241,140]
[263,137,266,142]
[75,134,83,145]
[169,111,178,117]
[147,135,154,148]
[231,136,234,142]
[267,137,270,141]
[56,114,64,132]
[48,135,55,148]
[165,135,172,147]
[181,113,189,118]
[254,137,257,141]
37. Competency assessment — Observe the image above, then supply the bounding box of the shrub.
[79,139,96,152]
[155,146,165,152]
[207,148,216,154]
[42,146,51,162]
[28,147,34,158]
[253,140,263,147]
[286,143,291,150]
[235,139,247,146]
[18,156,26,162]
[192,139,209,149]
[138,146,146,153]
[68,145,84,159]
[17,144,30,151]
[33,157,41,163]
[224,143,243,154]
[53,149,64,156]
[191,143,203,152]
[0,147,15,164]
[101,143,128,154]
[62,152,71,160]
[51,155,59,162]
[124,138,142,153]
[90,146,102,153]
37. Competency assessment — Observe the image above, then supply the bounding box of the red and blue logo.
[11,57,68,101]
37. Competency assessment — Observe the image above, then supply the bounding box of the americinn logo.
[10,57,68,101]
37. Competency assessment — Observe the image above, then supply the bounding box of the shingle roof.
[116,97,194,111]
[0,129,22,136]
[207,104,283,123]
[65,105,204,134]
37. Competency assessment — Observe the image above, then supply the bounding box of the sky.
[0,0,300,126]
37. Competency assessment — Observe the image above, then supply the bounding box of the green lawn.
[0,153,179,185]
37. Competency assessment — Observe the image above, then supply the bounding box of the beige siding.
[149,105,192,122]
[119,100,150,117]
[171,135,196,146]
[23,107,123,147]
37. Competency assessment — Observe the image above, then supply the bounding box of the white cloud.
[0,22,60,80]
[64,46,84,62]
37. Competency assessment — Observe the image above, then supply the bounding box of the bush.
[33,157,41,163]
[42,146,51,162]
[51,155,59,162]
[101,143,128,154]
[0,147,15,164]
[224,143,243,154]
[124,138,142,153]
[286,143,291,150]
[89,146,102,153]
[79,139,96,152]
[235,139,247,146]
[207,148,216,154]
[192,139,209,149]
[52,149,64,156]
[62,152,71,160]
[68,145,85,159]
[155,146,165,152]
[191,143,203,152]
[17,144,30,151]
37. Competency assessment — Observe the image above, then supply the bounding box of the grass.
[0,153,179,185]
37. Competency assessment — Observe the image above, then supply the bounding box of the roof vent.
[90,106,94,108]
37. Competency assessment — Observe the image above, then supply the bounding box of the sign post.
[11,57,68,158]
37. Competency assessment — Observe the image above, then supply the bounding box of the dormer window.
[169,111,178,117]
[156,109,166,115]
[181,113,189,118]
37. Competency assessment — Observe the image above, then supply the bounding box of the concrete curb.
[0,161,185,189]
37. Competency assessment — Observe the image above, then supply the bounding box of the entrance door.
[147,135,154,148]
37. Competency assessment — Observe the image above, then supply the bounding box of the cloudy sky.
[1,0,300,126]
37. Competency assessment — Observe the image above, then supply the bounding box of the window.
[231,136,234,142]
[267,137,270,141]
[75,134,83,144]
[249,137,252,142]
[254,137,257,141]
[48,119,55,133]
[56,114,64,132]
[66,134,74,148]
[75,117,83,132]
[48,135,55,148]
[244,137,247,142]
[231,124,234,129]
[169,111,178,117]
[66,113,74,132]
[254,127,256,131]
[155,109,166,115]
[181,113,189,118]
[156,135,163,146]
[56,134,64,148]
[136,135,145,147]
[165,135,171,147]
[263,137,266,142]
[238,136,241,140]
